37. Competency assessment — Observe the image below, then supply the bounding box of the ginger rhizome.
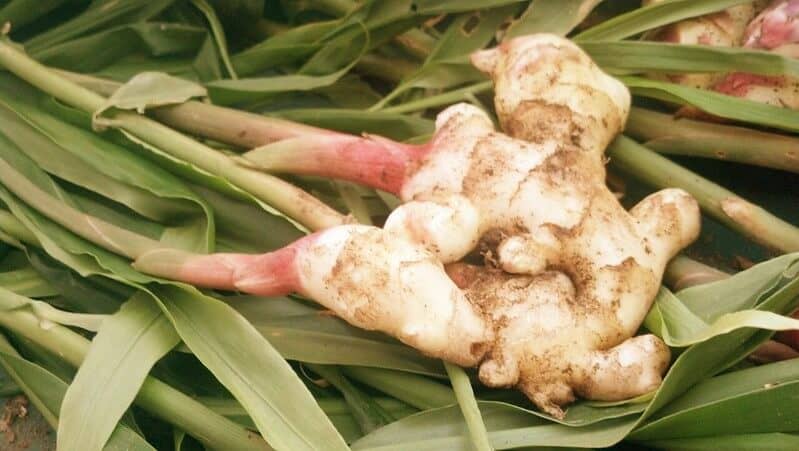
[645,0,799,110]
[137,34,701,417]
[644,0,765,89]
[713,0,799,109]
[137,225,492,368]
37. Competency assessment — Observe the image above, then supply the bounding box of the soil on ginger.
[0,395,55,451]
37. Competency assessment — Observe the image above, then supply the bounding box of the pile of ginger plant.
[1,1,799,450]
[138,34,702,417]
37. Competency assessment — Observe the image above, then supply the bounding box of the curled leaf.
[93,72,207,129]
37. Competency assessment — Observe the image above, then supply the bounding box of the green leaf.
[24,0,177,52]
[0,0,70,32]
[0,166,346,448]
[0,267,58,297]
[352,403,638,450]
[58,292,179,451]
[582,41,799,77]
[677,253,799,322]
[27,251,128,314]
[0,131,164,259]
[207,25,369,105]
[639,433,799,450]
[386,5,518,105]
[506,0,603,38]
[375,6,518,109]
[574,0,751,41]
[32,22,206,73]
[231,295,445,376]
[191,185,303,253]
[621,76,799,133]
[308,364,393,435]
[0,76,215,253]
[94,72,207,122]
[190,0,237,79]
[642,257,799,419]
[0,333,156,450]
[39,96,308,232]
[650,286,799,347]
[152,285,349,451]
[631,359,799,440]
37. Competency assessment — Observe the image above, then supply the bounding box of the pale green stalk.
[444,362,492,451]
[0,39,344,231]
[200,395,412,417]
[0,209,39,245]
[381,81,493,114]
[664,255,730,292]
[343,366,456,410]
[0,158,161,259]
[0,304,268,450]
[626,107,799,174]
[609,136,799,253]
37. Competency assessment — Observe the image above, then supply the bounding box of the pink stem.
[244,134,429,195]
[135,234,316,296]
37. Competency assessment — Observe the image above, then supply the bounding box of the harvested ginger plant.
[5,2,799,449]
[141,34,702,417]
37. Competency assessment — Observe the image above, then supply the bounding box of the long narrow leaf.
[574,0,751,41]
[583,41,799,77]
[632,359,799,439]
[0,333,156,450]
[621,76,799,133]
[0,267,58,297]
[506,0,603,37]
[153,285,350,450]
[58,293,179,451]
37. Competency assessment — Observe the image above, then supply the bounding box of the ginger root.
[713,0,799,110]
[643,0,764,89]
[139,34,702,417]
[136,225,492,368]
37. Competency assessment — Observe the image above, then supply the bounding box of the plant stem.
[664,255,730,292]
[0,305,269,451]
[356,52,419,83]
[202,395,412,416]
[0,39,345,231]
[0,158,161,259]
[57,70,340,150]
[609,136,799,253]
[0,209,39,246]
[444,362,492,451]
[343,366,455,410]
[626,107,799,174]
[381,81,493,114]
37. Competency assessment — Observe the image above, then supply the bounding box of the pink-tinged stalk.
[775,309,799,350]
[134,234,315,296]
[242,133,429,195]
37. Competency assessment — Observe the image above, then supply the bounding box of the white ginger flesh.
[470,34,630,155]
[445,186,699,417]
[135,224,492,367]
[643,0,764,88]
[459,35,700,416]
[712,0,799,109]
